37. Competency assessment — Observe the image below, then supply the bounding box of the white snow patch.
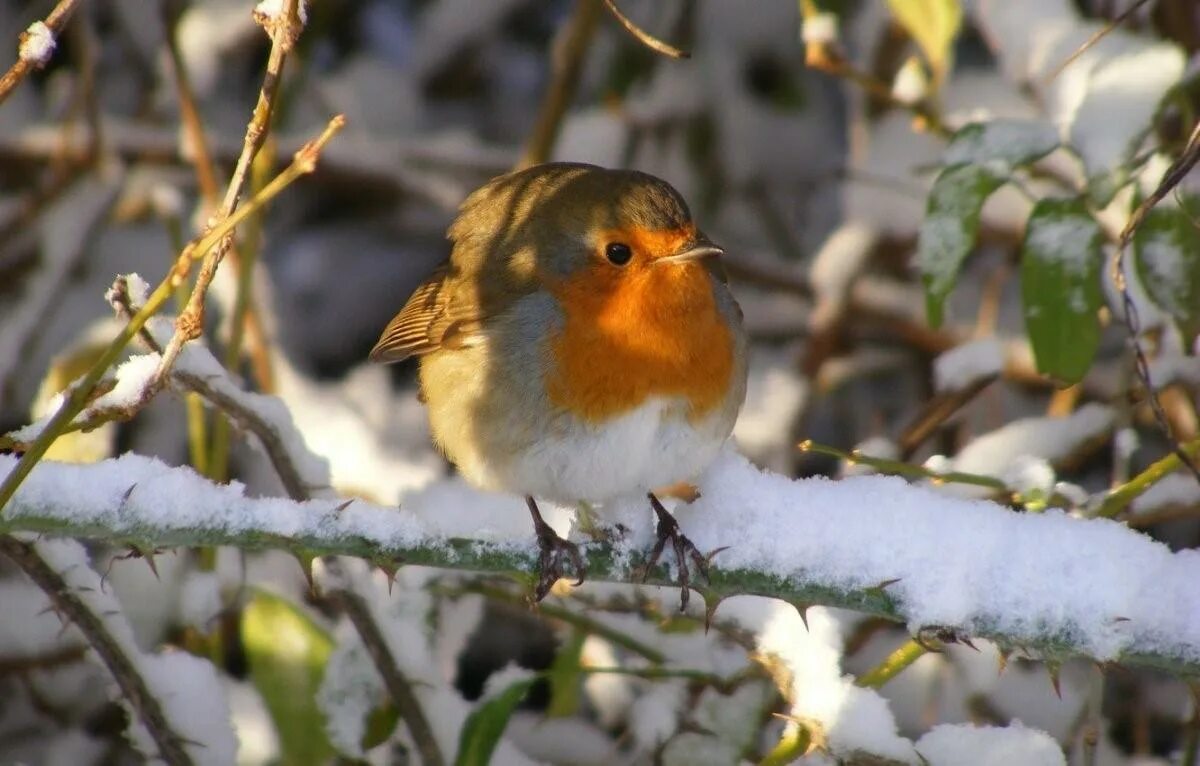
[19,21,55,64]
[178,571,223,631]
[1132,473,1200,516]
[916,721,1064,765]
[934,338,1005,393]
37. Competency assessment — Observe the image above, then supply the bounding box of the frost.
[933,338,1005,393]
[942,119,1059,168]
[18,21,55,65]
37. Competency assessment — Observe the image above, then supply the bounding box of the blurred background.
[1,0,1199,763]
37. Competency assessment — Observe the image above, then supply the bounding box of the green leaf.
[1133,203,1200,341]
[455,677,536,766]
[943,120,1060,169]
[917,163,1007,327]
[546,629,586,718]
[361,702,401,750]
[1020,198,1104,384]
[885,0,962,85]
[242,590,336,766]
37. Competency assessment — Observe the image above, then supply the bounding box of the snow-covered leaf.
[455,676,537,766]
[1019,197,1103,383]
[885,0,962,85]
[1133,202,1200,341]
[943,120,1059,169]
[917,163,1007,327]
[242,591,336,766]
[1063,42,1185,204]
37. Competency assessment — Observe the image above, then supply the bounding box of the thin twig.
[1044,0,1155,84]
[152,0,302,393]
[798,439,1009,493]
[0,115,345,514]
[334,588,445,766]
[1111,118,1200,487]
[602,0,688,59]
[0,535,194,765]
[518,0,604,169]
[0,0,85,107]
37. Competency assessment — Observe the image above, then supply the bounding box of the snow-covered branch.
[3,450,1199,679]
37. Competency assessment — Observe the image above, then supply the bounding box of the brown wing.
[369,266,454,362]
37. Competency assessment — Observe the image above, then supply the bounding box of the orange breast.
[543,261,735,424]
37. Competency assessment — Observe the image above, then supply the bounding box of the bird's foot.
[527,497,586,602]
[642,493,713,611]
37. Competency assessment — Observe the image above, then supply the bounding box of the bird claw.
[643,494,713,612]
[529,498,586,602]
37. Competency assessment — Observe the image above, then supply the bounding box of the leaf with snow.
[1133,203,1200,341]
[242,591,336,766]
[917,163,1007,328]
[1020,197,1103,384]
[455,676,537,766]
[942,120,1059,169]
[1062,42,1185,205]
[885,0,961,86]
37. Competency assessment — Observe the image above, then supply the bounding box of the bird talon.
[646,493,711,611]
[528,497,586,601]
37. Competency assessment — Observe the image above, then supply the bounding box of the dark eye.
[605,242,633,265]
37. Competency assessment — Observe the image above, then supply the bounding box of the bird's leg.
[642,492,711,611]
[527,496,586,601]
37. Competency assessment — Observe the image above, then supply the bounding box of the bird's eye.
[605,242,633,266]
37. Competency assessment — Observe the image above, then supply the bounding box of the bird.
[369,162,748,607]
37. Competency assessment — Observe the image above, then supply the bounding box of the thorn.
[378,564,399,595]
[294,552,316,595]
[703,546,730,568]
[121,483,138,504]
[959,636,979,652]
[873,577,902,591]
[335,499,354,514]
[1111,615,1131,623]
[786,600,813,631]
[701,590,723,633]
[1046,662,1062,699]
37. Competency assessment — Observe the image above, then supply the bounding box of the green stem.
[856,639,928,689]
[1095,437,1200,518]
[799,440,1008,492]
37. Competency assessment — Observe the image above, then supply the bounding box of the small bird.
[370,162,747,605]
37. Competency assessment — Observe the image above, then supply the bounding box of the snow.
[801,12,838,45]
[19,21,55,65]
[942,119,1059,169]
[891,57,928,107]
[27,538,238,765]
[916,721,1064,765]
[179,570,223,631]
[723,598,915,760]
[951,403,1114,483]
[6,439,1200,669]
[316,637,387,758]
[933,338,1005,393]
[253,0,308,25]
[1132,474,1200,516]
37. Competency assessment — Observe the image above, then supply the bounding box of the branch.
[518,0,604,169]
[602,0,688,59]
[0,0,84,107]
[331,586,445,766]
[3,453,1200,679]
[0,535,194,765]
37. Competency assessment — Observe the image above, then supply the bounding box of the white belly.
[480,398,730,504]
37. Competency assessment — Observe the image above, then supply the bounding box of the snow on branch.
[2,449,1199,678]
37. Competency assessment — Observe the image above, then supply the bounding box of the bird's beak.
[656,241,724,265]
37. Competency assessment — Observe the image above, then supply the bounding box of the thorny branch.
[0,535,195,766]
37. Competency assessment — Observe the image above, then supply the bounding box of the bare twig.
[152,0,303,394]
[0,115,345,514]
[333,588,445,766]
[1044,0,1155,84]
[518,0,604,169]
[0,0,84,107]
[0,535,194,765]
[602,0,688,59]
[897,376,998,459]
[1111,118,1200,486]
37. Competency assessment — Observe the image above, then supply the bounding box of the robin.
[370,162,748,606]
